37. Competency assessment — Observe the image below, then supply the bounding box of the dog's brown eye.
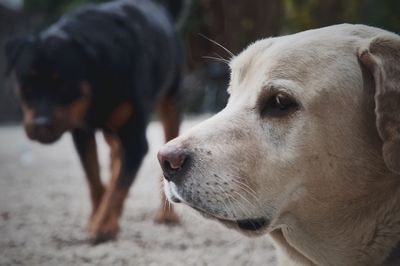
[261,93,299,117]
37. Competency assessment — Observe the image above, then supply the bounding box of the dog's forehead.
[231,24,383,69]
[229,24,386,96]
[233,30,350,81]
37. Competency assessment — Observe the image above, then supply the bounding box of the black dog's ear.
[358,33,400,174]
[72,36,98,63]
[4,35,35,76]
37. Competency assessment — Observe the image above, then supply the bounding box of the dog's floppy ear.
[358,33,400,174]
[4,35,35,76]
[70,35,98,63]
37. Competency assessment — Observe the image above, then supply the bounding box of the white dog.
[158,24,400,266]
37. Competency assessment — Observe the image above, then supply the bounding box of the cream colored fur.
[163,24,400,266]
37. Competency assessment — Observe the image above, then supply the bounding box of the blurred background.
[1,0,400,122]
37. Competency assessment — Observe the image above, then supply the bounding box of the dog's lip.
[164,181,183,203]
[169,194,181,203]
[235,218,268,231]
[166,183,269,232]
[34,133,63,144]
[189,205,269,232]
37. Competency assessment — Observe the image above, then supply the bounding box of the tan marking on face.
[106,102,133,130]
[28,68,37,75]
[53,81,91,128]
[15,86,36,139]
[15,86,34,124]
[21,105,34,125]
[52,72,60,80]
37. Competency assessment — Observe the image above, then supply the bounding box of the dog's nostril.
[162,159,182,172]
[157,145,189,181]
[164,153,186,170]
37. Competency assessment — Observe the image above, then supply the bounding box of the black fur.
[7,0,182,124]
[5,0,183,242]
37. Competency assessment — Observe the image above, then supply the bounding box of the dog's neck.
[271,177,400,266]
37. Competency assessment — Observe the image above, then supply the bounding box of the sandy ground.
[0,116,276,266]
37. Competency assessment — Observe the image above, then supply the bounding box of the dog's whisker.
[222,236,243,247]
[167,200,172,212]
[202,56,230,65]
[232,190,257,211]
[231,180,260,204]
[228,178,261,207]
[163,194,168,212]
[198,33,234,58]
[228,194,256,225]
[221,189,239,220]
[216,184,236,219]
[214,174,259,215]
[198,167,234,218]
[230,178,258,197]
[212,52,231,62]
[217,174,260,208]
[223,187,255,221]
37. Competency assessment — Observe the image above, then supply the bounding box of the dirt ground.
[0,116,276,266]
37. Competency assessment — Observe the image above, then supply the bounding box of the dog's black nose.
[158,145,189,182]
[33,116,52,128]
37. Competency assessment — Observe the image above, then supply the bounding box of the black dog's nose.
[158,145,189,182]
[33,116,52,128]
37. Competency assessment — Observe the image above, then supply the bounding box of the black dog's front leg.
[89,121,148,243]
[72,129,105,224]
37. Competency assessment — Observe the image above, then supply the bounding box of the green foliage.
[23,0,400,33]
[359,0,400,32]
[283,0,400,33]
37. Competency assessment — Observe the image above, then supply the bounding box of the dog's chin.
[25,126,66,144]
[164,181,269,236]
[28,131,64,144]
[37,134,63,144]
[186,203,269,237]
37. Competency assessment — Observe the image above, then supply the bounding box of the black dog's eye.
[260,93,299,117]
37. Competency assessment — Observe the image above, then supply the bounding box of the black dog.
[5,0,183,243]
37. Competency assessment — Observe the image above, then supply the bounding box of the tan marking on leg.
[105,102,133,130]
[154,96,180,224]
[89,132,128,243]
[103,132,122,181]
[81,134,104,223]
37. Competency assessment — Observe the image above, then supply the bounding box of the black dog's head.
[5,34,91,144]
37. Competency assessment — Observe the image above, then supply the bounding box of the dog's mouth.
[216,216,269,232]
[165,181,269,233]
[25,122,66,144]
[34,133,63,144]
[187,202,269,233]
[28,129,64,144]
[236,218,268,231]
